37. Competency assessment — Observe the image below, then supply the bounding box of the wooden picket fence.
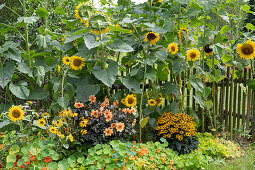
[177,67,255,136]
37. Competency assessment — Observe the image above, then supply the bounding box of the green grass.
[208,145,255,170]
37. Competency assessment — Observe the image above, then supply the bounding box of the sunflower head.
[122,94,137,107]
[88,12,111,35]
[144,32,160,45]
[62,56,71,66]
[8,106,24,122]
[168,42,179,55]
[186,48,200,61]
[148,99,157,106]
[178,27,189,43]
[70,56,85,70]
[236,39,255,60]
[38,118,46,127]
[204,44,213,56]
[75,2,94,23]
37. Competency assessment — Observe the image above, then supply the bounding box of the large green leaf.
[144,69,157,82]
[17,16,38,24]
[161,82,180,99]
[107,40,134,52]
[189,78,204,93]
[92,60,118,87]
[172,61,187,75]
[0,120,11,129]
[0,61,15,88]
[193,94,205,108]
[76,80,100,103]
[121,76,141,94]
[140,117,149,128]
[17,62,33,77]
[143,23,167,34]
[153,50,167,61]
[28,88,50,100]
[9,81,30,99]
[57,94,69,108]
[36,7,49,18]
[83,33,101,49]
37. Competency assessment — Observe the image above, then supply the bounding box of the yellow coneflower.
[168,42,179,55]
[62,56,71,66]
[70,56,85,70]
[8,106,25,122]
[144,32,160,45]
[38,118,46,127]
[79,118,88,128]
[236,39,255,60]
[69,134,74,142]
[81,129,87,135]
[186,48,200,61]
[53,119,63,127]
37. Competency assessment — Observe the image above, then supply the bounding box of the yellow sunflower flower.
[62,56,71,66]
[168,42,179,55]
[178,27,189,43]
[204,44,213,56]
[236,39,255,59]
[186,48,200,61]
[70,56,85,70]
[88,12,111,35]
[144,32,160,45]
[148,99,157,106]
[69,134,74,142]
[123,94,137,107]
[49,126,58,134]
[38,118,46,127]
[8,106,25,122]
[75,2,94,23]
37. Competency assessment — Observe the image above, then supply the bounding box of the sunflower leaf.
[9,81,30,99]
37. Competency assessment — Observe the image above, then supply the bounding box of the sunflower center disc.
[128,97,134,104]
[147,33,156,40]
[204,44,213,53]
[241,44,253,55]
[12,110,21,118]
[73,59,82,66]
[171,47,175,51]
[190,52,196,58]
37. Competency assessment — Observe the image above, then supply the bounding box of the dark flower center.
[12,110,21,118]
[241,44,253,55]
[147,33,156,40]
[171,46,175,51]
[190,52,197,58]
[204,44,213,53]
[65,59,70,62]
[128,97,134,104]
[73,59,82,66]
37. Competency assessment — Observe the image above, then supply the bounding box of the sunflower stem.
[61,69,68,109]
[139,63,147,143]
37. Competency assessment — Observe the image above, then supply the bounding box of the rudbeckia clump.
[73,96,137,145]
[144,32,160,45]
[156,112,199,154]
[236,39,255,59]
[186,48,200,61]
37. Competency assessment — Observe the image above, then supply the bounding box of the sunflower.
[204,44,213,56]
[178,27,189,43]
[236,39,255,59]
[70,56,85,70]
[186,48,200,61]
[8,106,25,122]
[42,112,50,118]
[104,128,113,136]
[116,122,125,132]
[148,99,157,106]
[123,94,137,107]
[62,56,71,66]
[49,126,58,134]
[88,12,111,35]
[38,118,46,127]
[144,32,160,45]
[75,2,94,23]
[57,65,61,72]
[168,42,179,55]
